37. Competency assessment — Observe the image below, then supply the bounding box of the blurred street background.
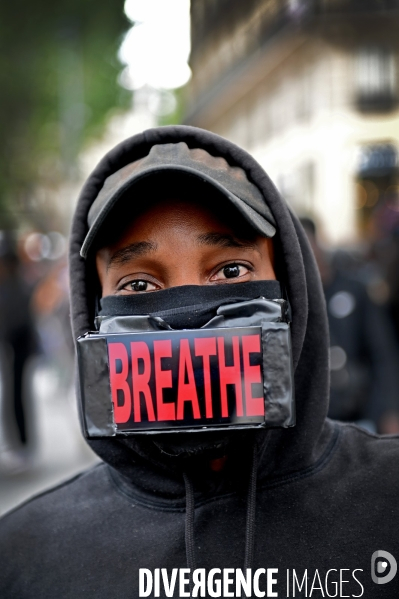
[3,0,399,514]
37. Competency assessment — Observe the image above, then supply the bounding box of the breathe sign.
[105,326,265,432]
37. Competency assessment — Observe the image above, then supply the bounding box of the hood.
[69,125,332,497]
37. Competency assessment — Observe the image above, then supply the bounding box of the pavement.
[0,359,99,517]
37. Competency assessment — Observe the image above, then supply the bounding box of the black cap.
[81,142,276,258]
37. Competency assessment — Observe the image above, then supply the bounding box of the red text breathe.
[107,330,264,428]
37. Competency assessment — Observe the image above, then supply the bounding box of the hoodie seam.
[107,423,341,512]
[0,463,103,518]
[342,421,399,441]
[107,467,186,512]
[258,422,340,490]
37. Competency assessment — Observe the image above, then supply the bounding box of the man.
[1,125,398,597]
[0,233,36,471]
[301,217,399,434]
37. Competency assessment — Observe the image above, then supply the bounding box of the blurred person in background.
[0,232,37,472]
[301,217,399,434]
[368,187,399,345]
[31,259,74,399]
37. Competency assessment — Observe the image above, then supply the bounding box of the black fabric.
[1,125,399,598]
[99,280,282,329]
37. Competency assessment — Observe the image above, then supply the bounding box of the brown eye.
[223,265,241,278]
[131,280,148,292]
[119,278,159,294]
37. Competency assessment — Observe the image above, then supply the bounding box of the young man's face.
[96,198,275,297]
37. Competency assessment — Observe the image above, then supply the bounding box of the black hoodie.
[1,126,399,598]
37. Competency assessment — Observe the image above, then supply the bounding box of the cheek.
[95,253,111,297]
[258,238,276,280]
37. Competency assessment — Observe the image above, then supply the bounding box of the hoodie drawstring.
[244,441,258,571]
[183,472,197,572]
[183,440,259,576]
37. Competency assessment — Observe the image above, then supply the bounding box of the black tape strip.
[77,335,116,437]
[262,323,295,427]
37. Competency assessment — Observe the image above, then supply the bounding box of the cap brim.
[80,166,276,258]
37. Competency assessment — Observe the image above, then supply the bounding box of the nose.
[163,258,204,288]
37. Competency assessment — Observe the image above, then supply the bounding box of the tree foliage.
[0,0,130,226]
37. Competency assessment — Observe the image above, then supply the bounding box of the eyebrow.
[197,232,258,251]
[107,241,158,270]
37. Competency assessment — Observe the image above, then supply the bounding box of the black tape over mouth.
[77,287,295,439]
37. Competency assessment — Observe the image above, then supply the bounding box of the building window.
[354,47,397,112]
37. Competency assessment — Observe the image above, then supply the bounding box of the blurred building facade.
[185,0,399,244]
